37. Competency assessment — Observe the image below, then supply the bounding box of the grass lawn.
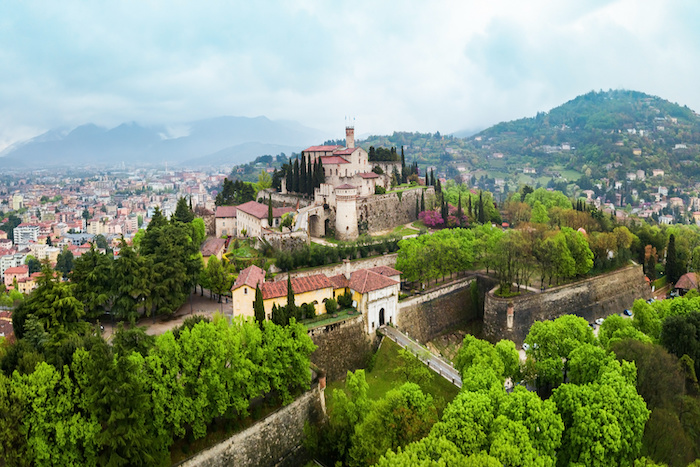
[326,338,460,416]
[303,308,359,329]
[393,224,419,237]
[652,276,667,290]
[411,220,426,229]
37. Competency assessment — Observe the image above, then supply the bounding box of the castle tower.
[335,184,359,240]
[345,125,355,149]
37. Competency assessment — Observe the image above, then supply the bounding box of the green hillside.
[356,90,700,196]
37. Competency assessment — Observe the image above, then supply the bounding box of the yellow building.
[231,264,401,334]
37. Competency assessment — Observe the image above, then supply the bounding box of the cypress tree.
[285,163,293,193]
[267,195,273,227]
[436,178,442,194]
[286,274,296,322]
[425,171,429,186]
[421,191,425,212]
[430,169,435,187]
[254,284,265,327]
[478,191,485,224]
[292,158,300,193]
[318,158,325,184]
[415,197,420,218]
[457,192,463,221]
[307,156,314,196]
[300,154,307,195]
[468,195,473,217]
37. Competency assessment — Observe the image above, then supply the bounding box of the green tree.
[55,247,74,279]
[254,284,265,326]
[349,383,438,466]
[552,358,649,467]
[530,200,550,224]
[70,244,112,319]
[172,196,195,224]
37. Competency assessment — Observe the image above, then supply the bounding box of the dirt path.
[101,290,230,339]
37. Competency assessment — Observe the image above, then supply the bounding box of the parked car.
[623,309,633,316]
[522,343,530,351]
[595,318,605,325]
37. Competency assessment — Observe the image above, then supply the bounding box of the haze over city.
[1,0,700,152]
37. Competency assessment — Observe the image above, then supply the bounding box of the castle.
[282,126,422,241]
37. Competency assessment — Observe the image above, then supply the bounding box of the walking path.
[101,290,228,339]
[380,325,462,388]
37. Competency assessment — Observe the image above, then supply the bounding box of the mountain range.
[0,116,329,168]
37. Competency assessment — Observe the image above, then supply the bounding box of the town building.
[231,263,401,334]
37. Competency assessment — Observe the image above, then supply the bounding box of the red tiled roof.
[303,145,342,152]
[201,238,226,257]
[4,265,28,275]
[333,147,358,155]
[262,274,333,300]
[358,172,379,179]
[232,265,265,291]
[236,201,269,219]
[320,155,350,165]
[676,272,699,290]
[237,201,294,220]
[215,206,237,218]
[350,269,398,294]
[368,266,402,277]
[0,310,14,342]
[329,274,349,289]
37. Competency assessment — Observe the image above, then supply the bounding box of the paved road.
[380,325,462,388]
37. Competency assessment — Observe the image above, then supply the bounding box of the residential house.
[215,206,237,238]
[201,237,227,264]
[236,201,294,238]
[4,265,29,288]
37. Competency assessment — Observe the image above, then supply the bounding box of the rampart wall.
[177,383,325,467]
[358,186,435,234]
[483,264,651,345]
[396,275,497,343]
[308,314,377,381]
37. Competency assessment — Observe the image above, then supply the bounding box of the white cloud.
[0,0,699,147]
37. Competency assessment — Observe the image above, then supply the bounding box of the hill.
[0,116,328,168]
[356,90,700,193]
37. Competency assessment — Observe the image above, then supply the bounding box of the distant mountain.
[0,116,329,168]
[181,142,302,168]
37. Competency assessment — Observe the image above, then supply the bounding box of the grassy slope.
[326,338,460,416]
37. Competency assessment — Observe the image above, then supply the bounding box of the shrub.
[325,298,338,314]
[338,292,353,309]
[375,186,386,195]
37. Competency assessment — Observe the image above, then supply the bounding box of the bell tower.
[345,124,355,149]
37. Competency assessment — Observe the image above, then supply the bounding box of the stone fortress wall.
[483,264,651,345]
[357,186,435,235]
[308,314,378,381]
[177,383,326,467]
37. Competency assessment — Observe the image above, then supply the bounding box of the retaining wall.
[177,383,325,467]
[483,264,651,345]
[397,276,482,344]
[308,314,377,381]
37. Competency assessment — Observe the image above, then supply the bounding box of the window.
[244,288,247,295]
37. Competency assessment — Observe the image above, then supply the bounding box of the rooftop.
[215,206,237,218]
[262,274,333,300]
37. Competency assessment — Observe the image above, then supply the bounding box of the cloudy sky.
[1,0,699,151]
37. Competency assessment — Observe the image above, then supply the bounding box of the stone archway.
[309,214,324,237]
[379,308,385,326]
